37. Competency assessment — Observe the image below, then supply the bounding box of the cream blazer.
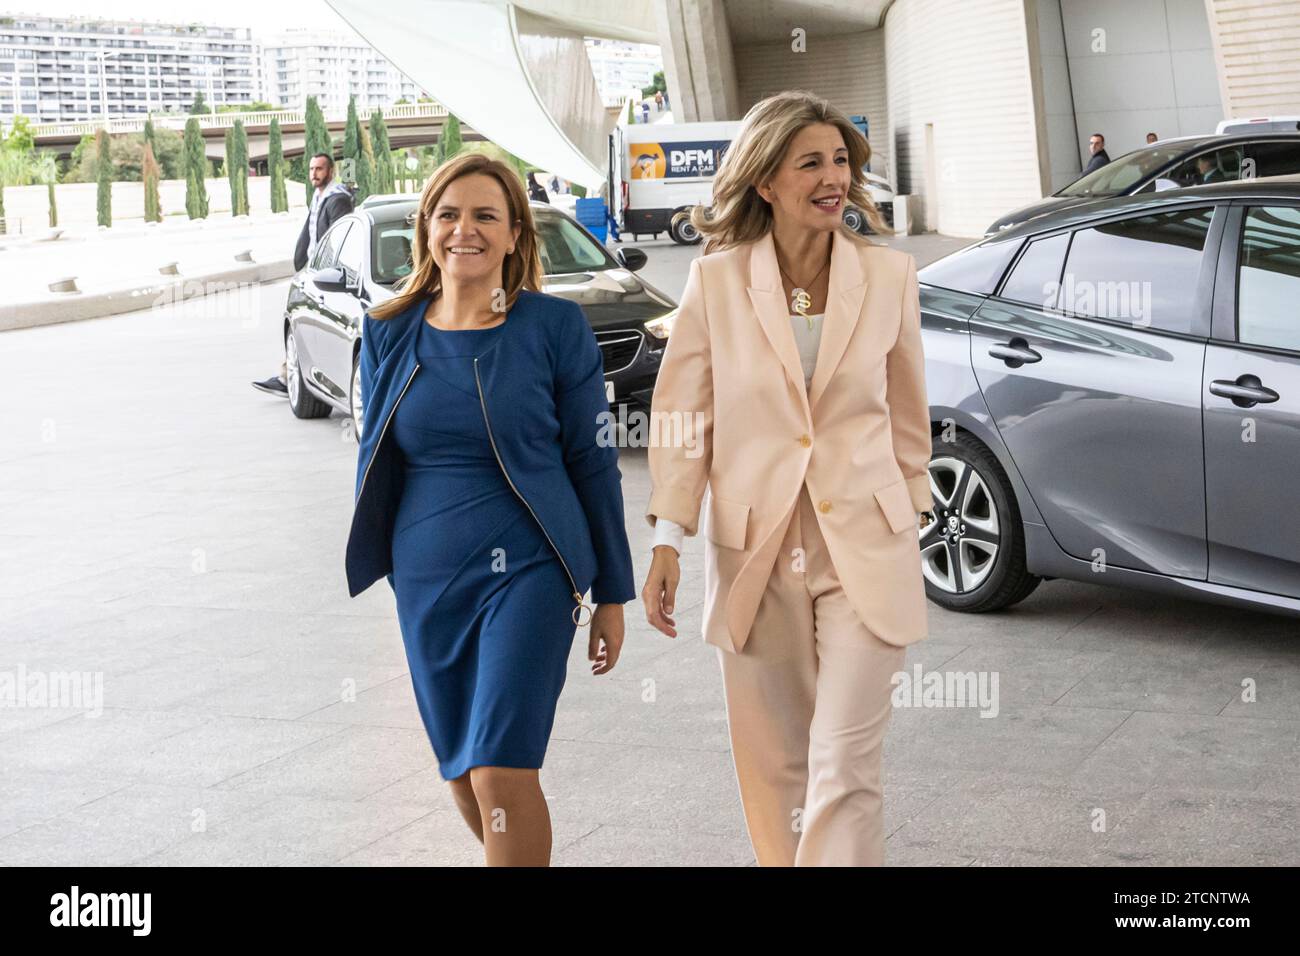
[645,227,934,653]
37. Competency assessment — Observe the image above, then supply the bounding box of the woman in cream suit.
[641,90,936,867]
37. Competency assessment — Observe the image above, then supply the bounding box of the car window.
[312,221,351,270]
[998,232,1070,308]
[335,220,366,285]
[534,211,613,274]
[917,238,1021,296]
[1238,205,1300,351]
[373,221,415,285]
[1243,140,1300,178]
[1157,147,1244,189]
[1056,145,1188,198]
[1060,206,1214,333]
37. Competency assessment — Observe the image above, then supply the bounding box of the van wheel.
[842,206,867,234]
[920,433,1040,612]
[669,212,701,245]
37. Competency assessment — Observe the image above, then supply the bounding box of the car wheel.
[920,433,1041,612]
[349,349,365,443]
[842,206,866,234]
[286,329,330,420]
[669,212,701,245]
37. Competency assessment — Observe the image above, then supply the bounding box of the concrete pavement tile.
[212,724,436,800]
[0,781,279,866]
[552,824,754,866]
[134,793,434,866]
[1068,710,1300,794]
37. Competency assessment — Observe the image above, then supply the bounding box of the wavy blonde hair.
[368,152,543,321]
[690,89,888,254]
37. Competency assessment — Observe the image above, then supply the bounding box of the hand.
[642,545,680,638]
[588,604,624,675]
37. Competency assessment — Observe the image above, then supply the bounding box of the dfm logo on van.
[668,146,722,176]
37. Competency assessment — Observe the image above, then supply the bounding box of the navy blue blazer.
[344,289,637,610]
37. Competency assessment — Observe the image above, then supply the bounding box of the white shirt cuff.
[651,516,685,555]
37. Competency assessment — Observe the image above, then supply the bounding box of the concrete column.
[654,0,743,121]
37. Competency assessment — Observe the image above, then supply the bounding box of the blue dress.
[389,316,578,781]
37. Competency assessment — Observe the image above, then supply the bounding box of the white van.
[609,121,741,244]
[1216,116,1300,134]
[608,120,895,244]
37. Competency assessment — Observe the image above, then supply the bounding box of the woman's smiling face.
[427,172,521,286]
[756,122,852,235]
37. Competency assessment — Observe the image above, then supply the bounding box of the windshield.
[372,208,614,285]
[1056,146,1188,198]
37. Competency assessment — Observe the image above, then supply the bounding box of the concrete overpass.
[28,102,487,167]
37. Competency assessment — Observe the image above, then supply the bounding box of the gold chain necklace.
[776,256,830,330]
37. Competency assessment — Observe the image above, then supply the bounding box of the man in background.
[251,153,355,397]
[1082,133,1111,174]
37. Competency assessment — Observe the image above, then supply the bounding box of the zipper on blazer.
[356,362,420,506]
[473,356,593,628]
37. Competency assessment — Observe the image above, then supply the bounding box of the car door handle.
[988,337,1042,367]
[1209,374,1279,408]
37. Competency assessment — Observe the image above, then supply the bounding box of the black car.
[282,199,678,440]
[985,132,1300,235]
[917,174,1300,620]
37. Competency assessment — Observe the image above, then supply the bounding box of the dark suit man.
[1083,132,1111,175]
[253,153,355,397]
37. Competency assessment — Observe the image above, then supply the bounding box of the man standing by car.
[1083,133,1111,174]
[251,152,355,397]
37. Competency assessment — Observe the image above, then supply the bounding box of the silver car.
[917,174,1300,619]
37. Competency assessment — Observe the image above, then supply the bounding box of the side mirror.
[616,247,648,272]
[312,266,348,293]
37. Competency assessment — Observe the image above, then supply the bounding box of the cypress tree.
[356,123,374,203]
[441,112,462,161]
[95,128,112,228]
[303,96,330,204]
[224,127,237,216]
[233,119,249,215]
[343,95,360,169]
[183,117,208,219]
[268,117,287,213]
[369,110,394,194]
[143,141,162,222]
[143,117,156,157]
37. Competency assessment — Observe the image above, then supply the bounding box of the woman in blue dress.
[346,154,636,866]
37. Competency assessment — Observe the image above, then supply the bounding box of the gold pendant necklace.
[777,256,830,331]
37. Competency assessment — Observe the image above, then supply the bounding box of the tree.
[63,128,183,183]
[95,128,112,227]
[343,95,360,167]
[189,91,210,115]
[440,112,463,162]
[302,95,330,204]
[268,117,288,213]
[143,141,162,222]
[355,123,375,203]
[183,117,208,219]
[33,150,58,227]
[143,117,156,156]
[232,119,249,214]
[369,110,394,194]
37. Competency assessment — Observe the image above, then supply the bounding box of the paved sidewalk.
[1,237,1297,866]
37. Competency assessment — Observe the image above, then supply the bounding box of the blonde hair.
[368,152,543,320]
[690,90,888,253]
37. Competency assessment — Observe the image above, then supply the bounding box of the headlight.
[644,308,678,340]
